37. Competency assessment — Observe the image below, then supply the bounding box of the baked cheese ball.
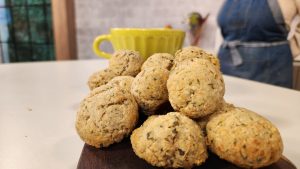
[206,107,283,168]
[106,76,134,92]
[131,112,207,168]
[196,100,235,131]
[141,53,174,71]
[167,59,225,118]
[131,67,169,115]
[87,68,117,90]
[174,46,220,70]
[109,50,144,76]
[75,85,138,148]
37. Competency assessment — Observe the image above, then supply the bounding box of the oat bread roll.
[131,67,169,115]
[75,85,138,148]
[131,112,207,168]
[167,59,225,118]
[109,50,144,76]
[87,69,117,90]
[141,53,174,71]
[206,107,283,168]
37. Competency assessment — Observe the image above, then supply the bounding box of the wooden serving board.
[77,104,296,169]
[77,138,296,169]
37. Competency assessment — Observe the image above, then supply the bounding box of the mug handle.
[93,34,112,59]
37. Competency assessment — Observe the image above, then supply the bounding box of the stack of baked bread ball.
[75,46,283,168]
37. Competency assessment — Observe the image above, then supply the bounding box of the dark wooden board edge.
[77,138,297,169]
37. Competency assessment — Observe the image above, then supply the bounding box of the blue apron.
[218,0,293,88]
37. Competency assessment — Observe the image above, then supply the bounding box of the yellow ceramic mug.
[93,28,185,59]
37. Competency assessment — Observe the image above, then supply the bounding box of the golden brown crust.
[167,59,225,118]
[131,112,207,168]
[206,107,283,168]
[75,85,138,148]
[131,67,169,115]
[87,69,117,90]
[174,46,220,70]
[141,53,174,71]
[106,76,134,91]
[109,50,144,76]
[195,100,235,132]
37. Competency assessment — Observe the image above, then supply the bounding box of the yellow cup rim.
[111,28,185,33]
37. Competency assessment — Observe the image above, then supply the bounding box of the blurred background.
[0,0,54,62]
[75,0,223,59]
[0,0,223,62]
[0,0,299,90]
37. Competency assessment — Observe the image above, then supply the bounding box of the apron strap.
[267,0,288,35]
[222,41,243,66]
[222,40,289,66]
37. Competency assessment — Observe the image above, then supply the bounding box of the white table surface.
[0,60,300,169]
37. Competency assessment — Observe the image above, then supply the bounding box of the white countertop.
[0,60,300,169]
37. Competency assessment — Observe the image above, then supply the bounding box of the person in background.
[217,0,300,88]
